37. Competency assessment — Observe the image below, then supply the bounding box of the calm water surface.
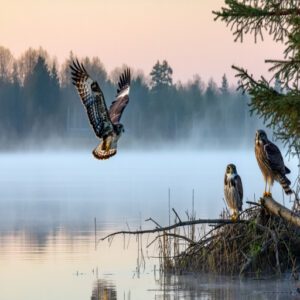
[0,151,299,299]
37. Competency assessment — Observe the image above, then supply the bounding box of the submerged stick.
[94,217,97,250]
[100,218,245,241]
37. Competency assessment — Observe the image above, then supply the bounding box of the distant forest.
[0,46,265,149]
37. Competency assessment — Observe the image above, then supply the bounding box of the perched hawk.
[70,60,131,160]
[224,164,243,221]
[255,130,292,196]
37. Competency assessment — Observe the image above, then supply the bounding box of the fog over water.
[0,150,297,232]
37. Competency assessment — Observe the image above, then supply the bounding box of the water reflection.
[154,273,298,299]
[91,278,117,300]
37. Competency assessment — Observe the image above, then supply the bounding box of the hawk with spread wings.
[224,164,243,221]
[70,60,131,160]
[255,130,292,197]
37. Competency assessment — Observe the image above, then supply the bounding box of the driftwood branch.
[246,201,261,207]
[145,217,162,228]
[260,196,300,227]
[146,232,195,248]
[172,208,182,223]
[100,218,245,241]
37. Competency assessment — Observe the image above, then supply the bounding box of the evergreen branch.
[232,64,300,154]
[213,0,300,18]
[232,65,265,91]
[265,59,300,64]
[213,0,299,41]
[265,59,300,87]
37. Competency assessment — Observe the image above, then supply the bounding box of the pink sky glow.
[0,0,285,85]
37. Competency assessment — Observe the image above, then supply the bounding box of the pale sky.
[0,0,285,84]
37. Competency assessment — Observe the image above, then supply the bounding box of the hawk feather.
[70,59,113,138]
[109,68,131,124]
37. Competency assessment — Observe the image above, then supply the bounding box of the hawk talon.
[231,212,239,222]
[263,192,272,197]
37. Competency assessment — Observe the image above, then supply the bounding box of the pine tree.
[11,62,22,137]
[150,60,173,90]
[49,63,63,132]
[148,60,174,139]
[220,74,229,97]
[23,55,59,136]
[214,0,300,155]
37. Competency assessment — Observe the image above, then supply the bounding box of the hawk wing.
[224,176,233,210]
[70,60,113,138]
[235,175,243,209]
[224,174,243,211]
[264,142,286,174]
[108,69,131,124]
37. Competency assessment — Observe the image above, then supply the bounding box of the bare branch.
[172,208,182,223]
[146,232,195,248]
[100,218,245,241]
[145,217,162,228]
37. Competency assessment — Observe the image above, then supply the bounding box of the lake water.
[0,151,299,299]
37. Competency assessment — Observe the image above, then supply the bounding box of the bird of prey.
[224,163,243,221]
[255,129,292,197]
[70,60,131,160]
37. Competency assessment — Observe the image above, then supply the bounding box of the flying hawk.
[224,163,243,221]
[70,60,131,160]
[255,130,292,196]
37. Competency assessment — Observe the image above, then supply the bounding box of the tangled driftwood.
[100,196,300,276]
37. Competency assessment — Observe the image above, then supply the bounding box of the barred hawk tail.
[92,136,117,160]
[93,146,117,160]
[278,174,293,195]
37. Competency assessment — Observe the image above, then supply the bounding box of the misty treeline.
[0,46,262,149]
